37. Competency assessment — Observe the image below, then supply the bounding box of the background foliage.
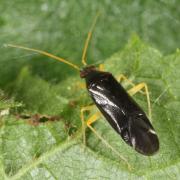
[0,0,179,179]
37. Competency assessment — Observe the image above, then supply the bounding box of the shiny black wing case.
[85,70,159,155]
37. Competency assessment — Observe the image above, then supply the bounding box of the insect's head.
[80,65,97,78]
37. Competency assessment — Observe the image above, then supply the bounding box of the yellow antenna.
[6,44,80,71]
[81,12,100,66]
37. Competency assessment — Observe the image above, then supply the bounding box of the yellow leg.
[98,64,105,71]
[80,105,96,145]
[117,74,145,95]
[86,112,131,170]
[76,82,86,89]
[128,83,151,119]
[116,74,151,120]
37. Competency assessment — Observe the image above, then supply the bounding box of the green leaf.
[0,90,22,117]
[0,36,180,179]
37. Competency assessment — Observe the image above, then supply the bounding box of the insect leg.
[80,105,96,145]
[128,83,151,119]
[86,112,131,170]
[98,64,105,71]
[117,74,145,94]
[75,82,86,89]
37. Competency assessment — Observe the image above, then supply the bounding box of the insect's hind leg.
[128,82,151,120]
[85,112,131,170]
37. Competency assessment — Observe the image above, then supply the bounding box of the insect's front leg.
[80,105,96,145]
[98,64,105,71]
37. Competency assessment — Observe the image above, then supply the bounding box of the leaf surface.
[0,36,180,179]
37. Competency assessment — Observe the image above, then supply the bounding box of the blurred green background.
[0,0,179,89]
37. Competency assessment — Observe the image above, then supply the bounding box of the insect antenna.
[6,12,100,70]
[81,12,100,66]
[5,44,80,71]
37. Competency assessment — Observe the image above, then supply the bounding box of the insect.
[7,13,159,168]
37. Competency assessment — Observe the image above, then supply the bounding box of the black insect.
[7,14,159,157]
[80,66,159,155]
